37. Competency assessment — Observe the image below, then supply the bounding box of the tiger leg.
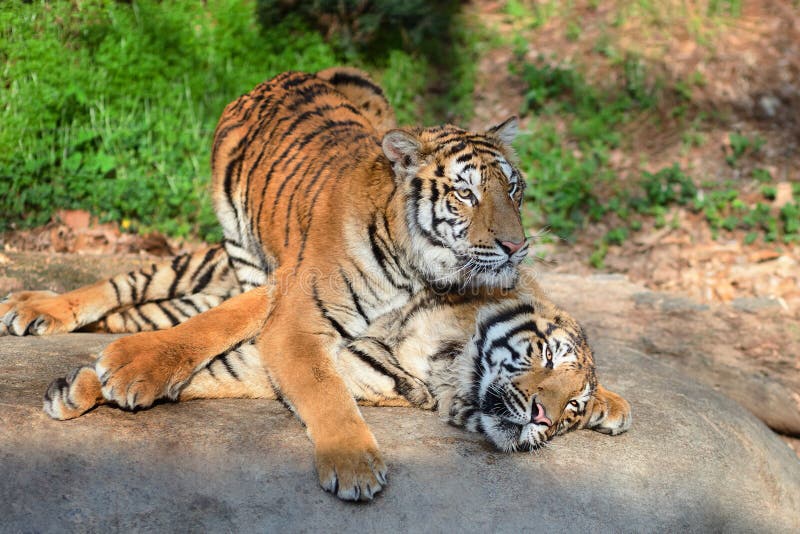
[178,341,276,401]
[93,285,275,410]
[43,342,275,420]
[43,364,106,420]
[255,293,387,501]
[86,293,227,333]
[1,245,237,336]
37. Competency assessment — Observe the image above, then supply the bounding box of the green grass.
[1,0,466,240]
[0,0,348,240]
[511,53,799,265]
[4,0,793,260]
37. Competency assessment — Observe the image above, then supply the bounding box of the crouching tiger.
[2,67,629,501]
[43,267,631,482]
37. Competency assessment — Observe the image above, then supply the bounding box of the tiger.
[1,67,535,500]
[0,67,398,337]
[42,266,631,470]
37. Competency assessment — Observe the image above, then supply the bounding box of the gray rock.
[1,334,798,532]
[732,296,783,313]
[759,94,781,118]
[540,273,800,436]
[633,291,710,313]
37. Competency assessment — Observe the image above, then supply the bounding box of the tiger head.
[382,118,528,290]
[450,300,632,452]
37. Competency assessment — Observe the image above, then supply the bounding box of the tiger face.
[456,302,632,452]
[382,118,528,290]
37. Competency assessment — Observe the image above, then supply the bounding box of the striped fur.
[44,269,631,452]
[27,67,535,501]
[1,245,238,336]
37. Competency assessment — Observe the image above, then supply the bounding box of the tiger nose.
[498,239,525,255]
[531,402,552,427]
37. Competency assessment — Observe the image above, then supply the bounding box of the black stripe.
[256,119,364,231]
[179,297,203,314]
[367,217,407,292]
[170,298,196,318]
[168,254,191,298]
[190,248,222,283]
[483,320,543,365]
[294,141,377,265]
[131,307,158,330]
[346,346,421,400]
[351,262,380,302]
[326,71,386,97]
[431,340,464,361]
[127,273,138,303]
[140,267,154,302]
[229,255,263,271]
[410,177,449,248]
[444,141,467,156]
[340,269,368,322]
[474,413,485,434]
[109,279,122,305]
[156,301,180,327]
[191,264,217,295]
[311,282,352,340]
[218,353,240,380]
[282,142,343,246]
[281,71,312,89]
[206,362,217,378]
[475,304,536,349]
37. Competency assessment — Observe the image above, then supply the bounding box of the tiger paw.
[94,332,189,410]
[315,436,387,501]
[43,365,103,420]
[1,290,75,336]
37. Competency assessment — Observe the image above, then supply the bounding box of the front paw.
[315,437,388,501]
[1,291,74,336]
[43,365,103,420]
[95,333,188,410]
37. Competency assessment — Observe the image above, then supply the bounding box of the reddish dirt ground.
[468,0,800,316]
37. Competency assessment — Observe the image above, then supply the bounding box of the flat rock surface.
[2,334,799,532]
[537,272,800,438]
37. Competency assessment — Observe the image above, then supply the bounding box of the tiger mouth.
[462,257,520,278]
[494,418,549,451]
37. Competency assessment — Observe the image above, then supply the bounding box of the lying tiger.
[0,67,630,501]
[42,269,630,477]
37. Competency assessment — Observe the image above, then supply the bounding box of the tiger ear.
[382,129,421,179]
[487,116,519,146]
[584,384,632,436]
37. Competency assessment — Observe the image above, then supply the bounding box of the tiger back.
[15,67,538,502]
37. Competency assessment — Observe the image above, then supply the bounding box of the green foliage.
[1,0,346,240]
[752,167,772,183]
[726,132,765,167]
[517,57,656,148]
[781,203,800,237]
[513,56,657,241]
[514,125,608,240]
[1,0,475,239]
[633,165,697,212]
[511,43,797,258]
[256,0,460,59]
[255,0,475,124]
[504,0,558,29]
[707,0,743,16]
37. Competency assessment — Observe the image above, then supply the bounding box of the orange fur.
[33,67,536,501]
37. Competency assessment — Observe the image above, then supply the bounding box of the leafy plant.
[726,132,765,167]
[0,0,448,239]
